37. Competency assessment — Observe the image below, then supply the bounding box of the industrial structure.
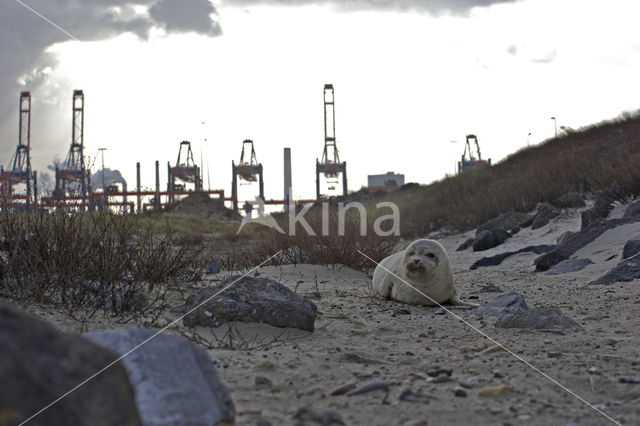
[53,90,90,199]
[231,139,264,212]
[316,84,347,199]
[458,134,491,173]
[0,91,38,209]
[368,171,405,192]
[167,140,202,203]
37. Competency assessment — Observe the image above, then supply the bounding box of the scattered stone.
[347,380,391,396]
[622,238,640,259]
[478,283,503,293]
[0,302,142,426]
[393,308,411,315]
[618,377,640,384]
[426,368,453,378]
[536,217,640,271]
[495,307,584,332]
[623,200,640,218]
[454,388,468,397]
[556,231,576,246]
[473,292,529,318]
[293,407,345,425]
[471,245,556,269]
[581,193,614,229]
[434,308,446,315]
[456,237,475,251]
[330,383,357,396]
[255,376,273,387]
[205,261,222,274]
[545,258,593,275]
[478,384,510,396]
[473,229,511,252]
[476,211,534,234]
[481,345,508,355]
[399,388,432,404]
[183,275,317,331]
[340,352,383,365]
[85,328,235,426]
[590,253,640,285]
[531,203,560,230]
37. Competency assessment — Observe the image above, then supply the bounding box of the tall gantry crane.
[168,141,202,202]
[316,84,347,199]
[54,90,89,198]
[0,91,38,208]
[458,134,491,173]
[232,139,264,213]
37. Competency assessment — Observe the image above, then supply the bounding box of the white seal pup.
[372,239,471,306]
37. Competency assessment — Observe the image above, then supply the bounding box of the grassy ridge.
[375,111,640,236]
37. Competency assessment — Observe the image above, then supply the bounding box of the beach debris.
[330,383,357,396]
[478,384,510,396]
[183,275,317,331]
[399,388,433,404]
[348,380,391,396]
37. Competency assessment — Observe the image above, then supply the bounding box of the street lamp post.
[527,132,532,147]
[551,117,557,138]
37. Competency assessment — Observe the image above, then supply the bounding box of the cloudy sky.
[1,0,639,202]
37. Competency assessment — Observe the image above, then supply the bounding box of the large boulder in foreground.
[473,229,510,252]
[85,328,234,426]
[183,275,317,331]
[0,302,141,426]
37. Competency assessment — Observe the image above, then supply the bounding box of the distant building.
[367,171,405,192]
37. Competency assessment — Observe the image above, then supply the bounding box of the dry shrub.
[388,110,640,236]
[236,207,401,272]
[0,211,205,322]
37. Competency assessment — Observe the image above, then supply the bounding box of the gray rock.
[470,245,556,270]
[473,229,510,252]
[85,328,235,426]
[622,238,640,259]
[456,237,475,251]
[581,194,614,230]
[623,200,640,218]
[545,258,593,275]
[536,217,640,271]
[205,261,222,274]
[589,253,640,285]
[0,301,141,426]
[476,211,534,234]
[473,292,529,318]
[183,275,317,331]
[348,380,391,396]
[477,283,503,293]
[495,307,584,332]
[531,203,560,230]
[556,231,576,246]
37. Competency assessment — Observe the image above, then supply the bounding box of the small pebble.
[478,384,510,396]
[454,388,467,397]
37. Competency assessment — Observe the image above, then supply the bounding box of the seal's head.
[402,239,444,281]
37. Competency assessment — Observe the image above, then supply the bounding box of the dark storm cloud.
[0,0,220,156]
[221,0,518,14]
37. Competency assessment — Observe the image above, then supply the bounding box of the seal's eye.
[426,253,435,259]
